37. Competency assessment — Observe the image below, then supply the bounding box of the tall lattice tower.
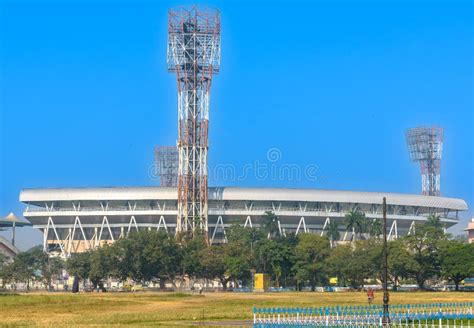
[154,146,179,187]
[405,126,444,196]
[167,6,221,237]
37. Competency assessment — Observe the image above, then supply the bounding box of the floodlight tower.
[167,6,221,237]
[405,126,444,196]
[154,146,179,187]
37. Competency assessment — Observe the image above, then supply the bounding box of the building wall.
[467,218,474,244]
[0,242,18,261]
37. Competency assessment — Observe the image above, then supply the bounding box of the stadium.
[20,187,467,257]
[18,7,469,256]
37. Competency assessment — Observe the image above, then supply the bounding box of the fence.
[253,303,473,327]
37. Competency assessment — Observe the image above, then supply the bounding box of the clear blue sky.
[0,0,472,250]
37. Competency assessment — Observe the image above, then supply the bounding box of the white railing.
[253,303,473,328]
[26,206,178,213]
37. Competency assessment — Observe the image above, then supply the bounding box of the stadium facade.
[17,8,469,257]
[20,187,467,257]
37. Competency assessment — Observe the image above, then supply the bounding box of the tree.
[180,233,207,286]
[227,224,265,255]
[426,214,443,231]
[344,209,366,241]
[199,245,230,290]
[327,240,380,289]
[0,248,53,290]
[349,239,380,288]
[261,211,280,239]
[0,253,13,288]
[386,239,417,290]
[440,240,474,291]
[153,232,182,288]
[89,246,112,289]
[66,251,91,286]
[40,255,64,291]
[326,221,340,248]
[326,244,352,287]
[404,221,447,289]
[0,262,13,288]
[138,230,182,287]
[108,236,133,282]
[224,251,251,287]
[223,225,259,286]
[247,226,263,258]
[65,230,183,290]
[11,247,44,290]
[368,219,383,238]
[292,234,330,291]
[0,253,6,267]
[255,236,295,288]
[110,230,182,286]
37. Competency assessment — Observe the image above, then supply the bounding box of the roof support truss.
[97,216,114,246]
[243,215,253,228]
[295,217,307,235]
[157,215,168,232]
[210,215,227,244]
[43,216,66,256]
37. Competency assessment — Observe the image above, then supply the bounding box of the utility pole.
[12,220,16,246]
[382,197,390,326]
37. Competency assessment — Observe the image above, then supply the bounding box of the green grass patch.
[0,291,472,327]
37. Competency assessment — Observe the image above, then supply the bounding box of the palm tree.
[426,214,443,230]
[358,216,370,238]
[261,211,280,239]
[327,221,340,247]
[344,209,366,241]
[368,219,383,238]
[424,214,445,237]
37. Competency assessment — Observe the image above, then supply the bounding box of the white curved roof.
[19,186,468,211]
[211,187,467,210]
[20,187,177,202]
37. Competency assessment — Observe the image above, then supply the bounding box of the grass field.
[0,291,472,327]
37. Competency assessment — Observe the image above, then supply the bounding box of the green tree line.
[1,212,473,291]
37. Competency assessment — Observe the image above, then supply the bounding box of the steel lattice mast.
[405,126,444,196]
[154,146,179,187]
[167,6,221,237]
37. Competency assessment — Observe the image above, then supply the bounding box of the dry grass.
[0,291,472,327]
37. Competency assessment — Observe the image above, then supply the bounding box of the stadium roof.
[0,236,20,256]
[20,187,468,211]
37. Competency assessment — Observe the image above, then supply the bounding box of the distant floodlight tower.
[405,126,444,196]
[167,6,221,237]
[154,146,179,187]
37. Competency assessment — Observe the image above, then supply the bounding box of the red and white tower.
[167,6,221,237]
